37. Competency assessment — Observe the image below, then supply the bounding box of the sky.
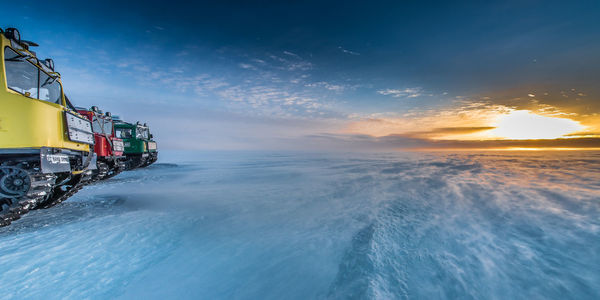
[3,0,600,150]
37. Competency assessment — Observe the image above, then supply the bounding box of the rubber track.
[0,169,55,227]
[101,165,122,180]
[125,156,146,170]
[89,161,109,183]
[138,155,157,168]
[37,171,92,209]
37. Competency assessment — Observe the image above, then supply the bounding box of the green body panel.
[114,122,149,155]
[126,139,146,154]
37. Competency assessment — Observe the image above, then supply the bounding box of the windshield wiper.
[5,55,28,62]
[40,76,57,87]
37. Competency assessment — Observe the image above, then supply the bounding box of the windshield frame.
[3,46,64,105]
[115,127,133,139]
[136,126,149,139]
[92,115,114,135]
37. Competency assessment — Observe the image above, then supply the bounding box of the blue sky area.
[2,0,599,149]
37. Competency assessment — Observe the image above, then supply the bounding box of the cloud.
[428,127,497,134]
[147,72,229,95]
[405,127,496,138]
[238,63,256,70]
[377,88,423,98]
[216,85,329,118]
[305,81,346,92]
[286,61,313,71]
[343,101,515,138]
[563,132,600,137]
[338,46,360,56]
[268,54,313,71]
[283,51,301,59]
[299,133,600,151]
[342,99,598,146]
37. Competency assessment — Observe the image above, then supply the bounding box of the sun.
[487,110,584,140]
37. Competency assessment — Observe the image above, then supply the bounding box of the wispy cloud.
[216,85,328,118]
[338,46,360,56]
[377,88,423,98]
[286,61,313,71]
[344,101,515,138]
[283,51,301,59]
[300,133,600,151]
[268,54,313,71]
[305,81,346,92]
[238,63,257,70]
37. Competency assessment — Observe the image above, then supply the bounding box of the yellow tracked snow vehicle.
[0,28,96,226]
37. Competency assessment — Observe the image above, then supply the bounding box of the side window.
[4,47,62,104]
[39,70,62,104]
[104,121,113,135]
[4,47,38,98]
[92,117,103,133]
[116,128,132,139]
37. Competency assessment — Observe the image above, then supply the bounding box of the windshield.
[136,126,149,139]
[4,47,62,104]
[92,116,113,135]
[115,128,133,139]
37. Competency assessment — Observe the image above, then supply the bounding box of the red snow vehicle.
[77,106,125,181]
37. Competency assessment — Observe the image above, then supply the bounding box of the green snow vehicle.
[114,120,157,169]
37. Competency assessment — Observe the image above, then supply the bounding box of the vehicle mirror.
[44,58,54,71]
[5,28,20,42]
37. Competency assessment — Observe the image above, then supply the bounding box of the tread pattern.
[36,171,92,209]
[0,164,55,227]
[89,161,109,183]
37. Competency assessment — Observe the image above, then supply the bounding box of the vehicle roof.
[114,122,136,128]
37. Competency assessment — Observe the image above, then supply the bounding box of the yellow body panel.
[0,35,89,152]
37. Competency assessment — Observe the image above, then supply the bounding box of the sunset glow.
[487,110,585,140]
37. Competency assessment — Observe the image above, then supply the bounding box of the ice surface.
[1,151,599,299]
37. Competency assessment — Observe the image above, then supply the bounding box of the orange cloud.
[343,101,597,146]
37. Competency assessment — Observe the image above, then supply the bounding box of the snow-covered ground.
[1,151,599,299]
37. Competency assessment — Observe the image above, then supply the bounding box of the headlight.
[112,140,124,151]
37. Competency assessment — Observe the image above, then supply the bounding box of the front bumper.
[39,147,97,173]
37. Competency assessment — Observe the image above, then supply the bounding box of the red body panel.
[77,109,123,159]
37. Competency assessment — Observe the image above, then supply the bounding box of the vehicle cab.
[77,106,124,159]
[0,28,96,225]
[114,120,158,169]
